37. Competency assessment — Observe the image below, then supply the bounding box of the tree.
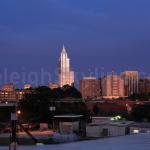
[50,87,63,99]
[62,85,82,98]
[19,86,53,123]
[129,93,150,101]
[130,104,150,121]
[93,104,100,116]
[18,85,83,123]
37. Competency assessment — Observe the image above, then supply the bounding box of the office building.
[139,77,150,94]
[101,75,125,99]
[1,83,14,92]
[121,71,139,96]
[0,83,30,102]
[80,77,100,99]
[58,45,74,87]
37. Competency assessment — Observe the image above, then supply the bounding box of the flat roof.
[92,117,112,119]
[83,77,97,80]
[87,121,134,127]
[0,103,17,107]
[131,123,150,128]
[54,114,83,118]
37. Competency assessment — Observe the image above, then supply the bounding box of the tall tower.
[121,71,139,96]
[101,74,125,99]
[58,45,74,87]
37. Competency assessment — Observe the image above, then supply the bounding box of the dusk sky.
[0,0,150,87]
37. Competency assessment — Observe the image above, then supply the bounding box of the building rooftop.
[131,122,150,128]
[87,121,134,127]
[83,77,97,80]
[54,114,83,118]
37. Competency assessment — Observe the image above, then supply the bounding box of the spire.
[62,44,66,53]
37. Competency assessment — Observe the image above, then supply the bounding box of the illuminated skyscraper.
[101,75,125,99]
[58,45,74,87]
[121,71,139,96]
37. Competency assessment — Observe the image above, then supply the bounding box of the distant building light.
[133,129,139,134]
[24,84,31,89]
[111,115,122,121]
[111,118,115,121]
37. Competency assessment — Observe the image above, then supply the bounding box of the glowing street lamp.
[17,110,21,115]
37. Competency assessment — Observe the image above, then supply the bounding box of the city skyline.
[0,0,150,87]
[0,1,150,149]
[0,48,149,88]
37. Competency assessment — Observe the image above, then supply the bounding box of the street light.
[9,106,22,150]
[17,110,21,115]
[10,113,17,150]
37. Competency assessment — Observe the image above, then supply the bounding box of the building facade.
[138,77,150,94]
[101,75,125,99]
[121,71,139,96]
[1,83,14,92]
[58,45,74,87]
[0,84,24,102]
[80,77,101,99]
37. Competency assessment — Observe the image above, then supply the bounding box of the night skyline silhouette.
[0,0,150,87]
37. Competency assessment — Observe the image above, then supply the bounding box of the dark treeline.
[130,104,150,122]
[129,93,150,101]
[1,85,150,124]
[18,85,90,123]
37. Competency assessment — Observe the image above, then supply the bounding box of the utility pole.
[9,113,17,150]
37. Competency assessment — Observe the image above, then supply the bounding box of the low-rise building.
[86,121,133,138]
[53,115,85,135]
[0,84,17,102]
[130,123,150,134]
[92,117,112,124]
[0,83,32,102]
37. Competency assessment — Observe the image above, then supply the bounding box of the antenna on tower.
[62,44,66,53]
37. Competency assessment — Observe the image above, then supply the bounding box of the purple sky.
[0,0,150,87]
